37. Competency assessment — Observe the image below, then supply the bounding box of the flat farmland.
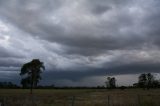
[0,89,160,106]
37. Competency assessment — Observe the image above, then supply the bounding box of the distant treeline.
[105,73,160,90]
[36,85,106,89]
[36,86,138,89]
[1,73,160,89]
[0,82,19,88]
[0,82,160,89]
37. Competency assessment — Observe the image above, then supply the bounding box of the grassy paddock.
[0,88,160,106]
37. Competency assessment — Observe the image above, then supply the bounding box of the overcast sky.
[0,0,160,86]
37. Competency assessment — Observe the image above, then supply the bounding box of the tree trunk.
[30,75,34,94]
[30,88,32,94]
[30,82,33,94]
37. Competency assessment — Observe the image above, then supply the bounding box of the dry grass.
[0,89,160,106]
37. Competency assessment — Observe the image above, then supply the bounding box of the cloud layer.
[0,0,160,86]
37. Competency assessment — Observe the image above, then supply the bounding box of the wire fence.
[0,94,160,106]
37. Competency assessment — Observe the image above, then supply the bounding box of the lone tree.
[105,77,116,89]
[20,59,45,94]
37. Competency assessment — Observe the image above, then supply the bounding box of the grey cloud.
[1,59,160,86]
[0,0,145,52]
[40,61,160,86]
[91,5,111,15]
[0,0,160,86]
[85,0,112,15]
[0,67,20,72]
[0,58,22,67]
[0,46,24,58]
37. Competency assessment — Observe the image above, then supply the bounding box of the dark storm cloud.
[40,61,160,86]
[0,0,147,52]
[0,0,160,86]
[85,0,112,15]
[0,67,19,72]
[85,0,132,14]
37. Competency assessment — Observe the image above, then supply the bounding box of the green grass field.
[0,89,160,106]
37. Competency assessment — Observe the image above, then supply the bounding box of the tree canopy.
[105,77,116,89]
[20,59,45,94]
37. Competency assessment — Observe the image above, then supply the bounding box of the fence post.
[71,96,75,106]
[107,95,110,106]
[137,95,141,106]
[150,95,153,105]
[0,98,2,106]
[31,94,36,106]
[2,97,5,106]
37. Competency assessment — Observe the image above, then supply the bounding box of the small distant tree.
[147,73,154,89]
[20,59,45,94]
[138,73,147,89]
[138,73,157,89]
[105,77,110,88]
[105,77,116,89]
